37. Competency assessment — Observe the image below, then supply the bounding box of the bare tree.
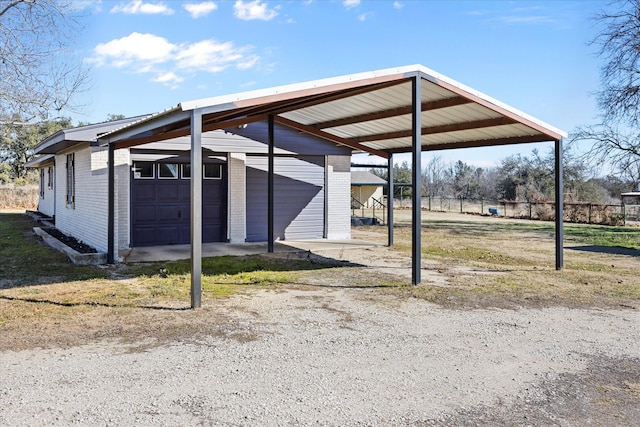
[572,124,640,182]
[571,0,640,183]
[0,0,87,123]
[591,0,640,125]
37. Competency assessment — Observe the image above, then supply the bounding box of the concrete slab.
[119,239,383,263]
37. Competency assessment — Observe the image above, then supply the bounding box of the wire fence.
[391,196,638,226]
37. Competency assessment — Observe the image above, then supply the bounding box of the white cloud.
[496,15,555,25]
[153,71,184,87]
[110,0,174,15]
[392,1,404,9]
[92,33,175,67]
[176,40,245,73]
[234,0,278,21]
[90,32,260,87]
[357,12,373,22]
[184,2,218,19]
[343,0,360,9]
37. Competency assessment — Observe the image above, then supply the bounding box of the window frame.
[132,161,155,179]
[158,163,179,180]
[66,153,75,208]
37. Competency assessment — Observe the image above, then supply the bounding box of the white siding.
[227,153,246,243]
[37,165,56,217]
[326,155,351,239]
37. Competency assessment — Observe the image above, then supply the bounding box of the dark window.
[66,153,75,208]
[182,164,191,179]
[133,162,154,179]
[47,166,54,189]
[204,163,222,179]
[158,163,178,179]
[39,169,45,198]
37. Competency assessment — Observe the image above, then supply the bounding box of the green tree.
[0,117,71,180]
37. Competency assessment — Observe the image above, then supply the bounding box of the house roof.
[25,154,55,168]
[351,171,387,186]
[98,64,566,157]
[34,115,149,155]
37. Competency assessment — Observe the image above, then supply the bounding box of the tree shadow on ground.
[566,245,640,257]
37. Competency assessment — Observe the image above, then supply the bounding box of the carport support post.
[107,142,115,264]
[411,76,422,285]
[387,153,394,246]
[268,114,275,253]
[190,109,203,309]
[555,138,564,270]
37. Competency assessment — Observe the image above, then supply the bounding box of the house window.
[158,163,178,179]
[133,162,154,179]
[39,169,45,198]
[204,163,222,179]
[66,153,75,208]
[182,164,191,179]
[47,166,54,189]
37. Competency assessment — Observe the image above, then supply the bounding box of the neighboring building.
[351,171,387,208]
[621,191,640,223]
[27,118,352,258]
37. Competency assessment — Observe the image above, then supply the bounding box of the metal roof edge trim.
[98,106,183,144]
[415,65,567,139]
[25,154,55,168]
[179,65,422,112]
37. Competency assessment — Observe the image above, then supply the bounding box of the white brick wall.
[115,149,130,251]
[54,145,130,254]
[326,155,351,239]
[227,153,246,243]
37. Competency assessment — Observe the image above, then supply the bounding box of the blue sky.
[71,0,609,169]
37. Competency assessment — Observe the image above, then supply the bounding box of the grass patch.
[0,213,109,286]
[564,224,640,250]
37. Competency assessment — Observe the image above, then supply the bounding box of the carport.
[99,64,566,308]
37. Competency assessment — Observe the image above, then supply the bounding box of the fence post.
[481,199,484,214]
[588,204,592,224]
[460,197,463,213]
[428,195,431,211]
[528,201,532,220]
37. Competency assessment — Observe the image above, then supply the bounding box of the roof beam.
[350,117,517,144]
[385,134,556,153]
[114,114,269,150]
[313,96,473,129]
[274,116,389,159]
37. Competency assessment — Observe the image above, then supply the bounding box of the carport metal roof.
[100,64,566,153]
[99,64,567,308]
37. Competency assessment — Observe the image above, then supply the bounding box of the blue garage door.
[246,156,325,242]
[131,162,226,246]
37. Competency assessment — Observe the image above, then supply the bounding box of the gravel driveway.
[2,286,639,426]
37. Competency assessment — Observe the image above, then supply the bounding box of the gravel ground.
[2,286,640,426]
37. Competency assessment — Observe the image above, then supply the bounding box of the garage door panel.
[131,163,227,247]
[156,225,179,245]
[133,182,156,202]
[157,206,179,221]
[158,183,181,202]
[134,206,156,222]
[132,226,157,246]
